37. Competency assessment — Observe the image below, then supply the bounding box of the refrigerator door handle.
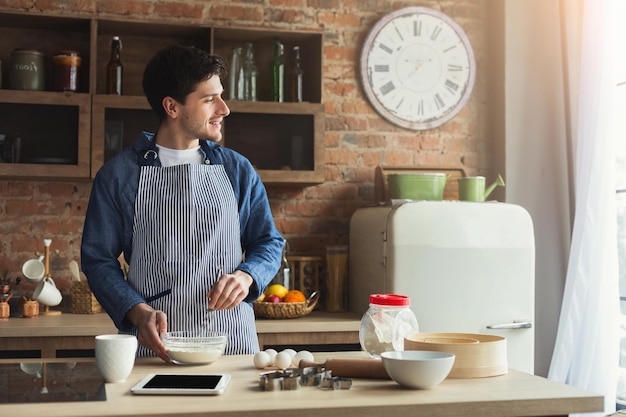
[486,320,533,330]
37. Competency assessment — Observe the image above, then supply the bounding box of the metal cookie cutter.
[259,367,339,391]
[259,369,302,391]
[259,371,284,391]
[281,374,301,391]
[319,376,352,390]
[300,366,330,387]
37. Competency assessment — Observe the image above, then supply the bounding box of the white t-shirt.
[156,144,204,167]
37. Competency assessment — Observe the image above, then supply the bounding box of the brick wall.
[0,0,491,304]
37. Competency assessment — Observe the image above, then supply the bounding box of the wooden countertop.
[0,352,604,417]
[255,310,361,333]
[0,312,117,337]
[0,311,362,357]
[0,311,361,337]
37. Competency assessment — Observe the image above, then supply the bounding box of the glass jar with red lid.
[359,294,419,358]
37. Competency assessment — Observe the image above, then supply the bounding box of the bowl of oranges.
[253,285,319,319]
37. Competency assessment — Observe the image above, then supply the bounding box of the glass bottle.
[290,46,304,102]
[242,42,258,101]
[269,238,291,289]
[281,239,291,289]
[359,294,420,358]
[271,38,285,102]
[228,47,244,100]
[326,245,348,312]
[106,36,123,95]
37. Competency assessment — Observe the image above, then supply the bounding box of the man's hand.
[207,270,253,310]
[126,303,170,363]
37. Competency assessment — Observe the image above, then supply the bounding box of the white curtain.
[547,0,621,415]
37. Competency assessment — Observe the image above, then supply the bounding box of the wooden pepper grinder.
[43,238,51,278]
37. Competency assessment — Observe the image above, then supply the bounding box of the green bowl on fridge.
[387,173,448,201]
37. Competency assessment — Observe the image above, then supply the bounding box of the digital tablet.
[130,373,231,395]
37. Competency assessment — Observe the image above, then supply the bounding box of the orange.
[283,289,306,303]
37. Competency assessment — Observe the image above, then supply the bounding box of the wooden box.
[374,165,467,202]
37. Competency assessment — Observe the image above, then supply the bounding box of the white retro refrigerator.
[348,201,535,374]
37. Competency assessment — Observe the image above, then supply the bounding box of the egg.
[253,351,271,369]
[281,348,297,358]
[264,348,277,366]
[293,350,315,367]
[274,351,292,369]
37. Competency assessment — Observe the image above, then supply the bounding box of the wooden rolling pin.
[299,358,390,379]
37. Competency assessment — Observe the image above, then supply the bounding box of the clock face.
[360,7,476,130]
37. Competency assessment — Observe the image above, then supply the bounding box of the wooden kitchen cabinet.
[0,12,325,185]
[0,13,92,179]
[213,27,325,184]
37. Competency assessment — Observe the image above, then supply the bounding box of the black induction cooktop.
[0,360,106,404]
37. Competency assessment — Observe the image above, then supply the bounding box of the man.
[81,45,283,361]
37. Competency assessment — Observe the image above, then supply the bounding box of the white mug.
[95,334,138,383]
[19,362,42,376]
[32,277,62,306]
[22,256,45,283]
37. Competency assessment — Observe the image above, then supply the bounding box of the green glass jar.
[10,49,45,91]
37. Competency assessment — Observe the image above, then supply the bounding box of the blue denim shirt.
[81,132,284,332]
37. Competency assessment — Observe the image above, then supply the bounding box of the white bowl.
[381,350,455,389]
[161,331,227,365]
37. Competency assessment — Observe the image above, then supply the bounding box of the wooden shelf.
[0,11,324,185]
[0,91,91,179]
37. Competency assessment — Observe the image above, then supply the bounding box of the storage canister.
[53,50,81,92]
[10,49,45,91]
[359,294,419,358]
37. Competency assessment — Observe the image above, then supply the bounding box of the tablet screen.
[131,373,231,395]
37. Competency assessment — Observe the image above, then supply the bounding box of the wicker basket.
[71,281,102,314]
[253,291,319,319]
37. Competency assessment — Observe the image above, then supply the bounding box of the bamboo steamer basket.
[404,332,507,378]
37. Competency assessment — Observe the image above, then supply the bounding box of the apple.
[266,294,282,303]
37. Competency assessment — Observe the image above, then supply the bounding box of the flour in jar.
[359,294,420,359]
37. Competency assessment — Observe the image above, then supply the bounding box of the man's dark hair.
[142,45,226,121]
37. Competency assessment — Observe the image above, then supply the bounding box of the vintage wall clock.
[360,6,476,130]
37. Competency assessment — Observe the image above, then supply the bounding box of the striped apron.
[128,163,259,356]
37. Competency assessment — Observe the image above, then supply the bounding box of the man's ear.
[162,96,178,119]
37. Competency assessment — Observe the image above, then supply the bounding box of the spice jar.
[22,300,39,318]
[359,294,419,358]
[10,49,45,91]
[0,302,9,319]
[53,50,81,92]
